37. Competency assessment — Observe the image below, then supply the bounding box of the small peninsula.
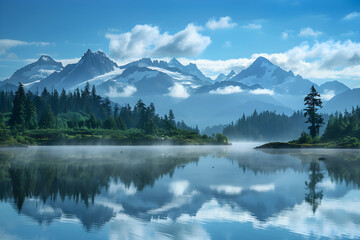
[257,86,360,149]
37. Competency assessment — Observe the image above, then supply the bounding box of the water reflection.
[0,145,360,239]
[305,161,324,213]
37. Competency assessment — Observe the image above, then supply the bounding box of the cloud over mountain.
[343,11,360,21]
[175,40,360,83]
[0,39,49,55]
[299,27,322,38]
[106,24,210,61]
[206,16,237,30]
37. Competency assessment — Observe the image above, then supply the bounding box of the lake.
[0,143,360,240]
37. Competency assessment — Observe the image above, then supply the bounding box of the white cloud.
[249,183,275,192]
[249,88,275,95]
[165,39,360,85]
[281,32,288,40]
[252,40,360,81]
[169,181,189,197]
[299,27,322,38]
[58,58,80,66]
[106,85,137,98]
[222,41,232,48]
[209,86,244,95]
[108,182,137,195]
[178,194,360,239]
[177,58,252,79]
[242,23,262,30]
[0,39,49,55]
[343,11,360,21]
[206,16,237,30]
[24,57,80,67]
[106,24,210,60]
[321,89,335,101]
[167,83,190,98]
[210,185,242,195]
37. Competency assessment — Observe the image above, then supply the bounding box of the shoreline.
[0,141,232,147]
[255,141,360,149]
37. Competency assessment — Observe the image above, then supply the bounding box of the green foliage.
[215,133,229,144]
[223,110,308,141]
[24,94,37,129]
[294,132,314,144]
[0,114,12,143]
[144,119,158,135]
[9,83,26,130]
[0,84,229,146]
[304,85,324,138]
[103,116,117,129]
[335,136,360,148]
[38,105,56,129]
[322,107,360,142]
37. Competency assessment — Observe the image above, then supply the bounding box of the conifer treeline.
[322,107,360,141]
[223,110,309,140]
[0,83,192,134]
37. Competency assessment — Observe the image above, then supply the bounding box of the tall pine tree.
[39,105,56,129]
[9,83,26,130]
[304,85,324,138]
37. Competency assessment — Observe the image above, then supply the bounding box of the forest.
[0,83,229,146]
[258,86,360,148]
[294,107,360,148]
[222,111,311,141]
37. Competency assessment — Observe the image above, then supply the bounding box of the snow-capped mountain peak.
[230,56,313,95]
[38,55,55,63]
[33,49,119,90]
[0,55,63,86]
[168,57,184,68]
[215,70,236,82]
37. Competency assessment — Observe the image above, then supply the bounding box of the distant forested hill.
[221,111,328,141]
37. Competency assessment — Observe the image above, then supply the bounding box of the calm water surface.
[0,143,360,240]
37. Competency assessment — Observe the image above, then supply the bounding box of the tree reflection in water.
[305,161,324,213]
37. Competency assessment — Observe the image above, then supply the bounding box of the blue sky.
[1,0,360,87]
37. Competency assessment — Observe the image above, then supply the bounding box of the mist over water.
[0,144,360,239]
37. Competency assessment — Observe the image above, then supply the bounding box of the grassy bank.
[0,128,231,146]
[256,136,360,149]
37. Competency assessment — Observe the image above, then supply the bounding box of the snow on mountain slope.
[34,49,118,90]
[322,88,360,113]
[215,70,236,82]
[230,57,317,95]
[75,67,124,89]
[317,81,350,101]
[121,57,212,85]
[194,81,261,94]
[168,57,211,83]
[2,51,356,119]
[1,55,63,87]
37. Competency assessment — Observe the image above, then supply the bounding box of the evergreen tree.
[86,113,97,129]
[116,116,127,130]
[51,89,59,115]
[134,99,147,129]
[168,109,175,125]
[39,105,56,129]
[24,93,37,129]
[9,83,26,130]
[114,103,119,118]
[103,116,117,129]
[144,119,158,134]
[304,86,324,138]
[102,97,112,117]
[59,89,67,113]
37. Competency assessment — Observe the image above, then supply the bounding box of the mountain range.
[0,49,358,127]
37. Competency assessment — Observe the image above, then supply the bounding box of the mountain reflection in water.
[0,144,360,239]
